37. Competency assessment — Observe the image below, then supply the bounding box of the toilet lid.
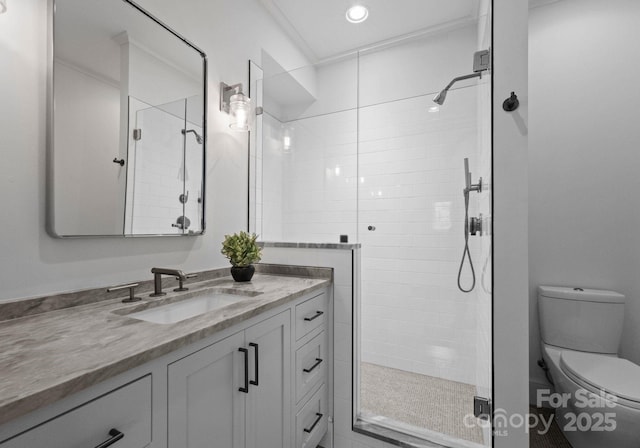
[561,351,640,406]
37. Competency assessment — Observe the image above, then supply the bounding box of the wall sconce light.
[282,125,294,153]
[0,0,7,14]
[220,82,251,131]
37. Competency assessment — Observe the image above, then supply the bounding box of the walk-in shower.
[250,2,493,447]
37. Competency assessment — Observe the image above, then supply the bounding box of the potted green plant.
[221,231,262,282]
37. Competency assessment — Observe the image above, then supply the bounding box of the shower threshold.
[353,415,486,448]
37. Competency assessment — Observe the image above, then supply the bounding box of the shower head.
[433,89,448,105]
[182,129,203,145]
[432,49,490,108]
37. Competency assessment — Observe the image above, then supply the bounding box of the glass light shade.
[0,0,7,14]
[229,93,251,131]
[282,126,294,153]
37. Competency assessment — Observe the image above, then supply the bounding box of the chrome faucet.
[150,267,187,297]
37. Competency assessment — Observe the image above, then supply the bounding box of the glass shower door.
[354,7,493,446]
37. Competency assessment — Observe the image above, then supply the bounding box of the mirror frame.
[46,0,208,238]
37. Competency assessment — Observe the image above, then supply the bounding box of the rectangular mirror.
[48,0,207,237]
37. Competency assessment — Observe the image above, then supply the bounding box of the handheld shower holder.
[465,177,483,195]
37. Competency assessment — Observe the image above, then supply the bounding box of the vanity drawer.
[296,384,327,448]
[296,331,327,403]
[1,375,152,448]
[295,293,327,340]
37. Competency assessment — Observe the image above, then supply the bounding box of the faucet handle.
[107,283,142,303]
[174,273,198,292]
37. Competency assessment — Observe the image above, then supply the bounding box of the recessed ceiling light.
[346,5,368,24]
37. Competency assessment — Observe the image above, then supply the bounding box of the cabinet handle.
[304,311,324,322]
[94,428,124,448]
[249,342,259,386]
[303,358,323,374]
[238,347,249,393]
[303,413,323,434]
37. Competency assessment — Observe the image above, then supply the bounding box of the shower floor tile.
[360,362,484,445]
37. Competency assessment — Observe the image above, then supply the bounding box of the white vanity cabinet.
[0,286,330,448]
[167,311,291,448]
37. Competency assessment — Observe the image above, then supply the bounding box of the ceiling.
[258,0,481,62]
[259,0,564,63]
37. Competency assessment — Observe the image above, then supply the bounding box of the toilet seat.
[560,350,640,410]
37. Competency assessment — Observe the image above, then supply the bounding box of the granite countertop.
[0,268,331,426]
[259,241,361,250]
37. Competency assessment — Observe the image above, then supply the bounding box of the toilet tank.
[538,286,625,354]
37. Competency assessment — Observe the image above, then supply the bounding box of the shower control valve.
[469,215,483,236]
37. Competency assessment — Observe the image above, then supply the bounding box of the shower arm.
[442,72,482,92]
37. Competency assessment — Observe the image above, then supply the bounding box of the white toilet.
[538,286,640,448]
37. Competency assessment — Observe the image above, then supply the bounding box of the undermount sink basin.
[127,293,248,324]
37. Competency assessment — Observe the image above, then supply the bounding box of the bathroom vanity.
[0,266,332,448]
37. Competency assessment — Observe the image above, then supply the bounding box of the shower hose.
[457,191,476,293]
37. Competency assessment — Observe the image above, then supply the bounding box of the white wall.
[492,0,529,445]
[53,60,123,235]
[528,0,640,396]
[128,42,201,108]
[0,0,311,301]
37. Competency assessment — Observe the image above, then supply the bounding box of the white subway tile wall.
[357,89,481,384]
[261,110,359,243]
[128,104,186,235]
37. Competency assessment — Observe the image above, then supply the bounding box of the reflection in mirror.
[49,0,207,237]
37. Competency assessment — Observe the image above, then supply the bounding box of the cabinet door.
[168,331,245,448]
[244,311,291,448]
